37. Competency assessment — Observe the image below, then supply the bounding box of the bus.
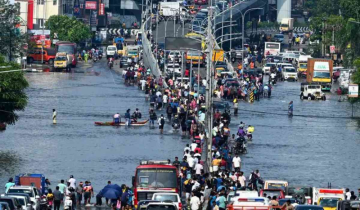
[127,45,141,58]
[264,42,281,57]
[55,41,77,67]
[132,161,179,208]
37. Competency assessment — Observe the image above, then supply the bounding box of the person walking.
[53,186,62,210]
[52,109,57,124]
[57,180,67,200]
[149,109,157,128]
[76,182,84,206]
[166,104,173,122]
[232,154,242,172]
[158,114,165,134]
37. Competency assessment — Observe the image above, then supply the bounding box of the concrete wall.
[277,0,291,22]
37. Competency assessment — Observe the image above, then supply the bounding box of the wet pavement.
[1,56,360,194]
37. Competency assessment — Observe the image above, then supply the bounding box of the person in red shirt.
[185,69,190,77]
[214,110,221,121]
[194,145,202,154]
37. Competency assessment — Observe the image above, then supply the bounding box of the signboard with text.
[330,45,335,54]
[99,3,104,15]
[348,84,359,98]
[85,1,97,9]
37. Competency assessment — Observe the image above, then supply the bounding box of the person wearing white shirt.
[68,175,76,189]
[187,155,195,169]
[232,155,242,171]
[194,162,203,175]
[184,144,191,153]
[190,141,198,152]
[190,193,201,210]
[237,171,246,188]
[162,94,168,108]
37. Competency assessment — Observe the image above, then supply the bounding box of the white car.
[106,45,117,58]
[7,186,40,210]
[300,83,326,100]
[168,51,182,62]
[227,190,259,202]
[5,194,32,210]
[282,67,298,81]
[232,197,269,209]
[151,193,182,210]
[166,63,181,74]
[262,63,276,75]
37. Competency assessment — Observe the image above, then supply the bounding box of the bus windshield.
[137,168,177,188]
[57,45,75,54]
[299,63,307,69]
[314,71,330,78]
[265,43,280,49]
[319,198,341,207]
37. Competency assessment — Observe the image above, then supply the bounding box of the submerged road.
[1,60,360,193]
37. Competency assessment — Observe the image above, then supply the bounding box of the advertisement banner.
[85,1,97,9]
[99,3,104,15]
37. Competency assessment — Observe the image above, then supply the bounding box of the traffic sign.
[348,84,359,98]
[54,33,58,38]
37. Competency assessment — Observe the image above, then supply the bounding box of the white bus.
[264,42,281,57]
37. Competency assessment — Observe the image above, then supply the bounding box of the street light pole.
[230,6,232,61]
[240,8,263,77]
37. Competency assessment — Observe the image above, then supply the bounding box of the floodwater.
[1,62,360,194]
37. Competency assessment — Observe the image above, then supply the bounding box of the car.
[106,45,117,58]
[295,205,324,210]
[286,186,313,205]
[273,34,285,43]
[262,63,276,75]
[168,51,182,62]
[213,98,230,111]
[137,200,161,210]
[260,189,285,200]
[0,196,22,210]
[0,201,11,210]
[7,186,40,210]
[300,82,326,101]
[227,191,259,202]
[277,63,293,69]
[5,194,32,210]
[27,48,56,65]
[166,63,181,74]
[337,200,360,210]
[266,55,283,63]
[152,193,182,210]
[146,202,178,210]
[282,67,298,81]
[120,56,129,68]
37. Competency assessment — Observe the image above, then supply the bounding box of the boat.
[0,123,6,130]
[94,119,149,126]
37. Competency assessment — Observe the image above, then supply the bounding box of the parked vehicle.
[300,83,326,100]
[297,55,312,77]
[307,58,333,91]
[273,34,285,43]
[227,197,269,210]
[152,193,182,210]
[279,18,294,33]
[260,189,285,199]
[295,205,324,210]
[137,200,161,210]
[0,196,22,210]
[27,48,56,65]
[7,186,40,210]
[5,194,32,210]
[312,188,345,210]
[337,200,360,210]
[227,191,259,203]
[0,202,11,210]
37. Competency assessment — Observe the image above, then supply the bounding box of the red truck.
[27,48,56,65]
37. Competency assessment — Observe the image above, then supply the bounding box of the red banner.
[85,1,97,9]
[99,3,104,15]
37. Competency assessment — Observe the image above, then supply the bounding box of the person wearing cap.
[68,175,76,189]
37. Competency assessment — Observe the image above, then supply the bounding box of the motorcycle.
[232,137,247,154]
[270,77,277,85]
[98,53,102,60]
[247,133,253,141]
[108,60,113,69]
[93,56,98,62]
[40,195,51,210]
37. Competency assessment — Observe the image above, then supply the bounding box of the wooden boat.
[94,119,149,126]
[0,123,6,130]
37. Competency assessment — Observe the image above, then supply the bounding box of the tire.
[307,95,312,101]
[322,96,326,101]
[300,94,304,100]
[48,59,54,66]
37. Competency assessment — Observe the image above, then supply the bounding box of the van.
[227,191,259,202]
[106,45,117,58]
[264,180,288,192]
[312,188,345,210]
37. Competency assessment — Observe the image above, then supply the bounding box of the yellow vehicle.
[185,32,206,50]
[264,180,288,192]
[312,188,345,210]
[127,45,141,58]
[212,49,225,62]
[54,52,71,71]
[298,55,311,74]
[216,67,226,77]
[186,51,204,66]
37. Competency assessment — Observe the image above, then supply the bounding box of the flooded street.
[1,62,360,193]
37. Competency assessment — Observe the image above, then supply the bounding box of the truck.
[27,48,56,65]
[159,2,187,19]
[14,174,46,195]
[297,55,312,77]
[279,18,294,33]
[312,188,345,210]
[306,58,333,91]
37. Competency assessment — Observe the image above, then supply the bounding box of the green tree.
[0,0,28,61]
[0,56,29,125]
[45,15,92,43]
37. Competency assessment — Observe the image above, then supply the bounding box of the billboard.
[99,3,104,15]
[85,1,97,9]
[165,37,202,51]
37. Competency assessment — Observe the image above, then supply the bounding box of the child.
[46,189,54,207]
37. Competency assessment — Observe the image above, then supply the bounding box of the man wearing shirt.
[190,192,201,210]
[4,178,15,193]
[194,162,203,175]
[190,140,198,152]
[216,193,226,210]
[238,171,246,189]
[58,180,67,199]
[232,154,241,171]
[68,175,76,189]
[53,186,62,210]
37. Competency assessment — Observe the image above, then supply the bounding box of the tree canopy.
[0,56,29,125]
[45,15,92,43]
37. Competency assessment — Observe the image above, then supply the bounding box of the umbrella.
[100,188,121,199]
[103,184,123,192]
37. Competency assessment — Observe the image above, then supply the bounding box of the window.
[37,19,44,28]
[53,0,57,5]
[37,0,44,4]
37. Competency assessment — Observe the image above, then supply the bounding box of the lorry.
[312,188,345,210]
[212,49,225,62]
[306,58,333,91]
[159,2,187,20]
[279,18,294,33]
[14,174,46,195]
[54,52,72,71]
[297,55,312,77]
